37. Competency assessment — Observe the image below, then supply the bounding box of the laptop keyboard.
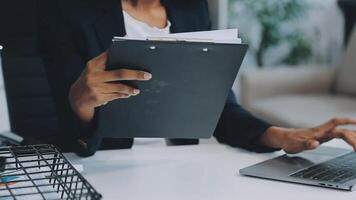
[290,152,356,184]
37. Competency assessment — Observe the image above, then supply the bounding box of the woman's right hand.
[69,52,152,125]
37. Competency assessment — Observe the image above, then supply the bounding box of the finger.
[283,137,319,154]
[101,69,152,82]
[86,51,108,71]
[303,139,320,150]
[94,93,130,107]
[100,83,140,96]
[318,117,356,131]
[332,129,356,150]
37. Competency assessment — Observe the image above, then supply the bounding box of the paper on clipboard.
[169,29,241,43]
[113,28,242,44]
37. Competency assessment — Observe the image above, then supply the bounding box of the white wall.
[0,52,11,133]
[207,0,228,29]
[0,51,4,90]
[228,0,344,68]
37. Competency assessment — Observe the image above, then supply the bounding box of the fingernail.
[133,89,140,95]
[144,73,152,80]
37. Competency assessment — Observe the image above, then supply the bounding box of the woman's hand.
[69,52,152,125]
[260,118,356,154]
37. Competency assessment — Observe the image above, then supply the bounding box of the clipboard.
[96,38,248,139]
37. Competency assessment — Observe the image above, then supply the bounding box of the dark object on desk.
[0,157,5,172]
[338,0,356,44]
[97,39,247,139]
[240,146,356,191]
[0,144,102,199]
[0,0,60,143]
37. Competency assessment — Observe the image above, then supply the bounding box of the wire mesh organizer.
[0,144,102,200]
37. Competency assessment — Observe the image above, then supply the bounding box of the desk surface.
[66,139,356,200]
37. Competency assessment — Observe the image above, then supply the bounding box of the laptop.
[96,31,247,139]
[240,146,356,191]
[0,45,23,145]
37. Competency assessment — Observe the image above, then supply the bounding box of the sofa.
[239,27,356,130]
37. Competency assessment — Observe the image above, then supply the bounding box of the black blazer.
[38,0,277,157]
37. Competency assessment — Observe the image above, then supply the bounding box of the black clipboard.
[96,38,248,138]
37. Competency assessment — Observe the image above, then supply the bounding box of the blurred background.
[209,0,356,131]
[0,0,355,143]
[210,0,346,68]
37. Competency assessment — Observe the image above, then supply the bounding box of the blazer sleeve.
[214,91,280,153]
[37,1,102,157]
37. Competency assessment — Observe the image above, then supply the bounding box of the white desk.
[66,139,356,200]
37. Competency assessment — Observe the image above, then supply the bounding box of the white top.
[123,11,171,38]
[122,10,171,145]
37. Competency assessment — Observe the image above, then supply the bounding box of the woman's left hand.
[260,118,356,154]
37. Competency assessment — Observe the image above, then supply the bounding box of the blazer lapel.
[93,0,126,50]
[162,0,192,33]
[161,0,200,33]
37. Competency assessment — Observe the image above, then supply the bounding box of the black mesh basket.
[0,144,102,200]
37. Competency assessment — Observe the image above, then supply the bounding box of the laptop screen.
[0,46,11,133]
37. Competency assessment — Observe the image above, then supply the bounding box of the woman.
[38,0,356,157]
